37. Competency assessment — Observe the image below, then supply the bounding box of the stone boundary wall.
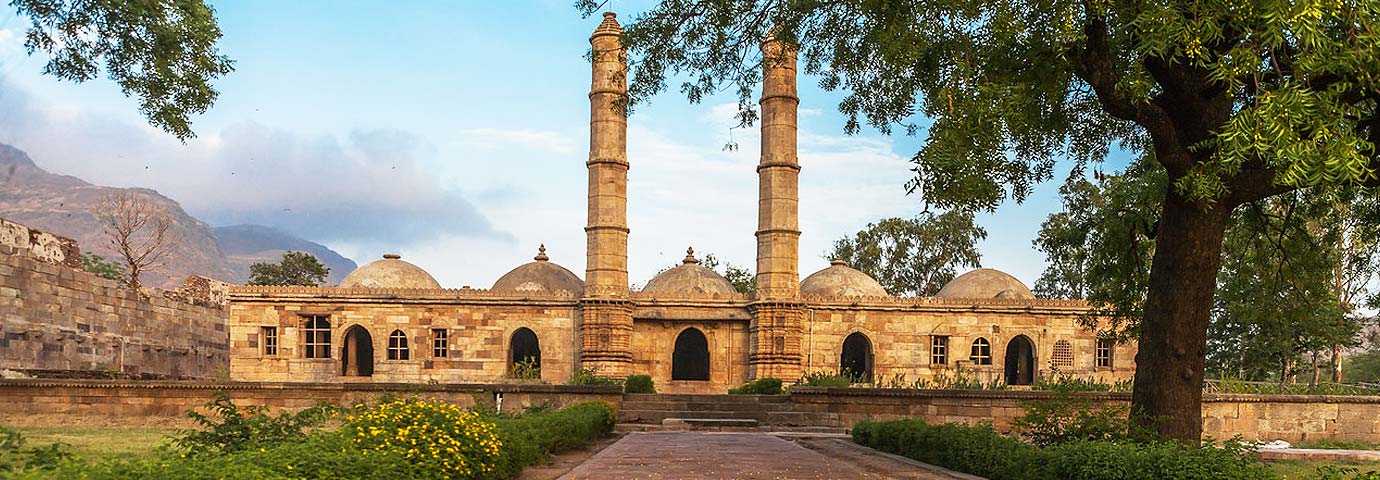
[1,234,230,379]
[789,387,1380,442]
[0,380,623,416]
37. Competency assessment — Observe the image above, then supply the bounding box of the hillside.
[0,144,354,287]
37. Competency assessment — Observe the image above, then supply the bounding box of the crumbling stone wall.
[0,226,230,379]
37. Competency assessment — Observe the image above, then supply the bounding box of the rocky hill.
[0,144,354,287]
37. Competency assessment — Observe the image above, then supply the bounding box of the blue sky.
[0,1,1096,290]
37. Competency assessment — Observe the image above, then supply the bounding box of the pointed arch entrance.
[671,327,710,381]
[840,332,873,382]
[510,327,541,375]
[341,325,374,377]
[1004,335,1036,386]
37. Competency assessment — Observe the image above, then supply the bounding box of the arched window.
[509,327,541,379]
[303,315,331,359]
[672,328,710,381]
[1051,339,1074,370]
[387,330,409,360]
[970,338,992,365]
[840,332,873,382]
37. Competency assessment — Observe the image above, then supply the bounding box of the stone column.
[580,12,633,377]
[750,34,804,380]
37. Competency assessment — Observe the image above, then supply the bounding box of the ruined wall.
[229,287,579,384]
[0,236,230,379]
[0,218,80,269]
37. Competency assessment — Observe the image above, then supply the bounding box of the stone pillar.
[580,12,633,376]
[750,34,804,380]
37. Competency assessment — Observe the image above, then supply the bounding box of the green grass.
[1291,438,1380,451]
[12,426,172,461]
[1265,460,1380,479]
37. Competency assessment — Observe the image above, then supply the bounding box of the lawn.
[1265,460,1380,479]
[10,426,172,461]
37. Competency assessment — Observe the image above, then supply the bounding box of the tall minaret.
[580,12,633,376]
[749,32,804,380]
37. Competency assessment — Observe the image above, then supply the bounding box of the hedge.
[728,377,784,394]
[852,419,1279,480]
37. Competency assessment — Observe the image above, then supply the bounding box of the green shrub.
[488,402,617,478]
[853,418,1280,480]
[795,371,852,387]
[624,374,656,393]
[172,390,336,456]
[567,367,620,386]
[344,398,503,478]
[509,358,541,380]
[728,377,784,394]
[1033,375,1131,393]
[1010,391,1134,446]
[0,425,72,475]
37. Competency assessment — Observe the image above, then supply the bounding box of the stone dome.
[641,247,736,296]
[492,245,584,293]
[339,254,442,289]
[800,259,888,297]
[935,268,1034,299]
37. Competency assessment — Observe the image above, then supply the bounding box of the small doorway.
[840,332,873,382]
[1005,335,1036,386]
[671,328,710,381]
[341,325,374,377]
[510,327,541,378]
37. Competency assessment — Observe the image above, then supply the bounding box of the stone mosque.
[226,13,1136,393]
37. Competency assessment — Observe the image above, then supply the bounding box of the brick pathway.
[558,432,963,479]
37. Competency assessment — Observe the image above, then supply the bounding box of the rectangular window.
[432,329,448,358]
[931,335,949,365]
[1096,338,1114,368]
[261,326,278,355]
[303,315,331,359]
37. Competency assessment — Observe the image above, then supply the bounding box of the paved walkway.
[558,432,970,479]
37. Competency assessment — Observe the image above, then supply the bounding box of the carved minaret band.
[580,12,633,376]
[750,33,804,380]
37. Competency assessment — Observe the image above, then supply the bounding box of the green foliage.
[509,358,541,380]
[1033,375,1131,393]
[624,374,656,394]
[1313,465,1380,480]
[171,391,336,457]
[0,425,71,474]
[1010,391,1135,447]
[487,402,616,479]
[12,0,235,140]
[795,371,853,388]
[1205,376,1380,396]
[566,367,620,386]
[344,398,502,478]
[828,211,986,296]
[852,419,1278,480]
[699,253,756,294]
[727,377,784,395]
[80,254,125,282]
[1344,350,1380,385]
[247,251,331,287]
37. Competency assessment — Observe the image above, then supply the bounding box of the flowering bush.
[344,398,503,479]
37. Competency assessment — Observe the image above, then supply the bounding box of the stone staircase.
[617,394,845,433]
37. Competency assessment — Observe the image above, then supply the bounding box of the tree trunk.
[1311,351,1320,387]
[1131,192,1232,442]
[1332,343,1343,383]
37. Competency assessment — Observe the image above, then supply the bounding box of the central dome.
[935,268,1034,299]
[492,245,584,293]
[641,247,736,296]
[339,254,442,289]
[800,259,888,297]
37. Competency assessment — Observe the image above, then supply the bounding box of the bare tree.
[92,192,178,289]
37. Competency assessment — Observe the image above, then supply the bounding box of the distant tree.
[247,251,330,287]
[11,0,234,140]
[827,211,985,297]
[1342,350,1380,385]
[92,192,178,289]
[699,253,755,295]
[80,253,125,282]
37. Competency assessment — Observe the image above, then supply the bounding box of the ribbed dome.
[641,247,736,296]
[492,245,584,293]
[936,268,1034,299]
[800,259,888,297]
[339,254,442,289]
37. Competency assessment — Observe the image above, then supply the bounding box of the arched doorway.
[671,328,710,381]
[510,327,541,378]
[341,325,374,377]
[1005,335,1036,386]
[840,332,873,382]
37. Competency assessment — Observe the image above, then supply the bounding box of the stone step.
[623,393,791,403]
[664,418,760,427]
[618,400,797,412]
[613,423,851,434]
[619,409,838,425]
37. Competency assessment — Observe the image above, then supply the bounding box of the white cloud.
[459,127,577,155]
[0,28,18,54]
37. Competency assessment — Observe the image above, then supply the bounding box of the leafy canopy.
[828,210,986,296]
[12,0,235,140]
[247,251,330,287]
[80,253,125,282]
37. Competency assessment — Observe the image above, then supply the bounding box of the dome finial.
[683,246,699,264]
[383,253,401,260]
[534,244,549,261]
[830,258,846,266]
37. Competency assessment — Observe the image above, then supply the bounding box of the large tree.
[247,251,330,287]
[92,191,178,290]
[827,211,985,296]
[11,0,234,140]
[583,1,1380,440]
